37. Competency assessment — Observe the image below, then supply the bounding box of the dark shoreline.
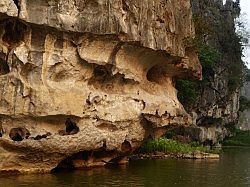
[0,151,221,175]
[130,151,220,160]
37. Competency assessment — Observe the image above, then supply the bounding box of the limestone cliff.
[174,0,243,144]
[0,0,201,172]
[238,77,250,130]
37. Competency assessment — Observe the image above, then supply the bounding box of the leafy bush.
[191,15,220,66]
[176,79,198,107]
[225,122,238,134]
[192,13,244,93]
[223,140,246,146]
[192,15,214,39]
[165,129,176,139]
[137,138,218,154]
[222,130,250,146]
[198,42,219,67]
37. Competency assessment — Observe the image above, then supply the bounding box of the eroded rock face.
[177,0,242,145]
[238,81,250,130]
[0,0,201,173]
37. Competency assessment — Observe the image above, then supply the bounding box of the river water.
[1,147,250,187]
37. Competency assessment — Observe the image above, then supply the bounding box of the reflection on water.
[1,147,250,187]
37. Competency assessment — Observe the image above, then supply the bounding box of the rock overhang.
[0,0,202,173]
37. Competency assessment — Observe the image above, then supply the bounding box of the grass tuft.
[138,138,219,154]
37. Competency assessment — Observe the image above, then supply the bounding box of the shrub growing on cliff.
[178,28,219,109]
[192,15,214,39]
[192,15,220,67]
[184,15,220,82]
[185,38,219,68]
[239,96,250,112]
[198,42,219,67]
[223,130,250,146]
[176,79,198,108]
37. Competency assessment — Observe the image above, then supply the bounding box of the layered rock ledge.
[0,0,201,173]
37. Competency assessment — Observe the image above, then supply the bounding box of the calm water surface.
[1,147,250,187]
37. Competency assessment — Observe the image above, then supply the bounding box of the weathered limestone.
[0,0,201,173]
[18,0,195,57]
[238,81,250,130]
[175,0,242,145]
[0,0,18,17]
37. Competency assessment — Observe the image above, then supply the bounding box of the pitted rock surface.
[0,0,201,173]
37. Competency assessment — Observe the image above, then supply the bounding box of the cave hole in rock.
[51,157,74,172]
[198,116,222,126]
[33,132,51,140]
[0,124,3,137]
[9,127,30,141]
[2,20,27,46]
[59,118,79,136]
[66,118,79,134]
[146,65,166,84]
[52,150,127,172]
[13,0,20,10]
[156,18,165,24]
[122,0,129,11]
[203,139,214,149]
[89,64,136,89]
[0,58,10,75]
[97,123,118,132]
[51,151,92,172]
[121,140,132,153]
[92,65,112,82]
[102,155,127,166]
[102,140,107,149]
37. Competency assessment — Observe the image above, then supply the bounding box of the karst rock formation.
[0,0,201,173]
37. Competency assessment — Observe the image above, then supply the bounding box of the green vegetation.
[176,38,219,108]
[176,79,198,107]
[192,15,219,68]
[192,15,214,39]
[185,17,219,68]
[239,96,250,112]
[177,2,245,109]
[197,42,219,67]
[228,75,243,92]
[223,130,250,146]
[176,16,219,108]
[138,138,218,154]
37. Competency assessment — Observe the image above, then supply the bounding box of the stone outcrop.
[175,0,242,144]
[0,0,201,172]
[238,80,250,130]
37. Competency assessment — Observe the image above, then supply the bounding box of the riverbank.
[130,151,219,160]
[223,130,250,146]
[1,147,250,186]
[0,137,221,174]
[133,137,220,160]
